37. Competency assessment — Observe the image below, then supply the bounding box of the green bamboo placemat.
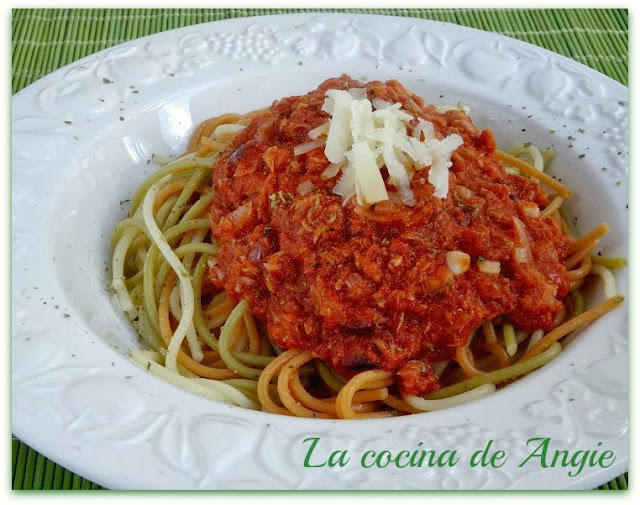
[11,8,628,491]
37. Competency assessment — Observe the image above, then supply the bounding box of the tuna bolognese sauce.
[112,75,625,418]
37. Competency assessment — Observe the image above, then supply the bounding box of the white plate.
[12,13,628,490]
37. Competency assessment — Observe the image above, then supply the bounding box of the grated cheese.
[322,90,353,163]
[310,88,464,206]
[351,141,389,206]
[321,162,343,180]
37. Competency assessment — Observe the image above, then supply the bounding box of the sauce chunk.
[209,75,570,395]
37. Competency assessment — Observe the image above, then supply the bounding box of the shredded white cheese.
[347,87,367,100]
[313,88,463,206]
[322,90,353,164]
[351,141,388,205]
[321,162,343,180]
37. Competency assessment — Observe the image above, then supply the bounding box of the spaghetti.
[111,80,624,419]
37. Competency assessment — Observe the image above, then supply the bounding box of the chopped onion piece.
[213,123,246,137]
[456,186,474,200]
[296,180,316,196]
[294,139,326,156]
[435,103,470,114]
[522,203,540,218]
[513,217,533,263]
[478,260,501,274]
[446,251,471,275]
[308,122,330,140]
[515,248,529,263]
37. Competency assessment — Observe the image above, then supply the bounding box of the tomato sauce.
[209,75,570,395]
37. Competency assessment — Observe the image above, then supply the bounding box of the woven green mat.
[11,8,628,491]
